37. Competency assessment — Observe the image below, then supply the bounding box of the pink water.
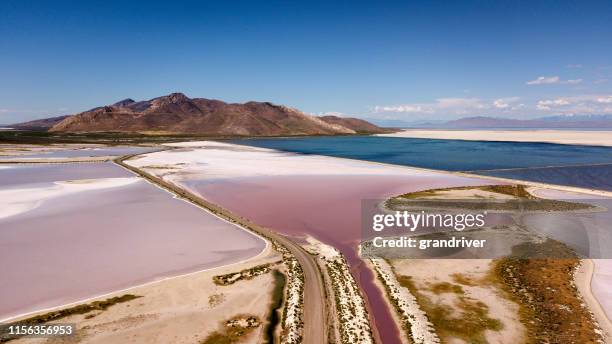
[185,173,488,343]
[0,165,265,320]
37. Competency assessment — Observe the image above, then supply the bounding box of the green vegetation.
[200,315,261,344]
[479,184,537,199]
[264,270,286,343]
[0,130,366,145]
[387,184,594,212]
[492,239,601,343]
[9,294,140,325]
[0,294,141,343]
[428,281,464,295]
[396,184,536,200]
[0,130,229,144]
[451,273,478,286]
[397,275,502,344]
[213,262,277,286]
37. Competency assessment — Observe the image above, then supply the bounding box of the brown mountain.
[47,93,387,136]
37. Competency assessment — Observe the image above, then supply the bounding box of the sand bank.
[377,129,612,147]
[575,259,612,341]
[592,260,612,319]
[9,243,281,344]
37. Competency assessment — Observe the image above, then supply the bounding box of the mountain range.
[441,115,612,129]
[12,95,612,134]
[366,115,612,129]
[11,93,388,136]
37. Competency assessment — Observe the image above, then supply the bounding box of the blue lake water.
[231,136,612,191]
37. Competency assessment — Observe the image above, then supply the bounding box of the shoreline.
[377,129,612,147]
[575,259,612,341]
[224,138,612,198]
[6,237,283,344]
[1,240,272,323]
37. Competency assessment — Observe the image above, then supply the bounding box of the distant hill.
[439,115,612,129]
[361,118,446,128]
[318,115,390,133]
[362,114,612,129]
[11,93,387,136]
[10,115,70,130]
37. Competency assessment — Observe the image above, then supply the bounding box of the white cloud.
[371,93,612,120]
[594,79,608,84]
[526,76,583,85]
[374,104,431,113]
[436,98,487,109]
[565,79,583,84]
[536,98,571,110]
[493,97,520,109]
[526,76,560,85]
[535,94,612,113]
[317,111,347,117]
[493,99,509,109]
[597,96,612,104]
[374,98,488,115]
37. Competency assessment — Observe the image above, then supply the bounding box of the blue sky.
[1,0,611,123]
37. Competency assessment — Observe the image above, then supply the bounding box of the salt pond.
[0,160,265,320]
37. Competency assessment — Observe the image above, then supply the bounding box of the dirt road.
[115,155,328,344]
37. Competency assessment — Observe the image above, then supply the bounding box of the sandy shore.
[378,129,612,147]
[10,243,281,344]
[575,259,612,342]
